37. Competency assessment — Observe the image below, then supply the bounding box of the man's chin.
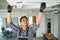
[22,24,27,26]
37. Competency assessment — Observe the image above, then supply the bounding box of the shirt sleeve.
[7,23,20,32]
[30,24,39,33]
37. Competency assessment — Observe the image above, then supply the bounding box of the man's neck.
[21,25,27,30]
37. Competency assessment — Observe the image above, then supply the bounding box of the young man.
[7,2,46,40]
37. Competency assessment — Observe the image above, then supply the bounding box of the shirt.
[8,23,39,40]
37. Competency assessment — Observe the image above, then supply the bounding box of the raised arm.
[36,2,46,26]
[7,5,12,24]
[7,5,20,32]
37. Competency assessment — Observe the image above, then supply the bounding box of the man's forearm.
[36,12,43,26]
[7,13,12,24]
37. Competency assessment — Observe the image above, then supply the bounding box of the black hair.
[20,16,28,22]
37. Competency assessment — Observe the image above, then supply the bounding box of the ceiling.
[0,0,60,9]
[0,0,60,17]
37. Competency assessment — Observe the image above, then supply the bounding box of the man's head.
[20,16,28,27]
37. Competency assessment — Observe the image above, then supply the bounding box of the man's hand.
[7,5,13,13]
[40,2,46,12]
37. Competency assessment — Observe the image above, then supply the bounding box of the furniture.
[43,33,57,40]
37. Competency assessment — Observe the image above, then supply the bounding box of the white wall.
[53,14,58,38]
[0,9,38,17]
[58,11,60,40]
[45,13,58,38]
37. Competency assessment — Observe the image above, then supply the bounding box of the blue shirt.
[8,23,39,40]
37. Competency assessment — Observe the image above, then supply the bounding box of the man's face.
[20,18,28,26]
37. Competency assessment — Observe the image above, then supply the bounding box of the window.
[0,18,2,32]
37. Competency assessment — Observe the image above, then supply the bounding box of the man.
[7,2,46,40]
